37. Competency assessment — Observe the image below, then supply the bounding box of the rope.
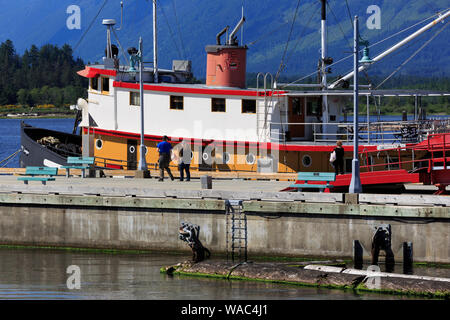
[73,0,109,53]
[171,0,187,59]
[344,0,354,30]
[275,0,302,82]
[283,4,320,71]
[0,149,21,168]
[111,28,129,65]
[279,9,449,88]
[157,1,184,59]
[327,1,352,49]
[375,21,449,89]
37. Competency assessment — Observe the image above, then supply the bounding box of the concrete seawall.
[0,177,448,263]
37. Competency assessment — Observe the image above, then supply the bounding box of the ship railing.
[269,119,450,145]
[359,132,450,173]
[93,156,158,171]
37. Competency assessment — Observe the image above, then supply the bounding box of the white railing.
[270,119,450,144]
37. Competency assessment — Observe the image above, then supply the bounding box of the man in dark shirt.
[157,135,174,181]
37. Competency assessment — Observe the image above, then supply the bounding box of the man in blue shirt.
[157,135,174,181]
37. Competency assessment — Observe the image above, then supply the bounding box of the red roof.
[77,66,117,78]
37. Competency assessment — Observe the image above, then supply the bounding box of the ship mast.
[153,0,159,83]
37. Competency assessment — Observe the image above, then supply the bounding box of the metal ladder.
[225,200,247,262]
[256,72,274,142]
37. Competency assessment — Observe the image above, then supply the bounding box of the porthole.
[95,139,103,150]
[302,154,312,167]
[246,153,255,165]
[129,145,136,154]
[202,152,210,162]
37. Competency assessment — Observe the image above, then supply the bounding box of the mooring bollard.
[201,175,212,189]
[353,240,363,270]
[403,242,413,275]
[371,224,395,273]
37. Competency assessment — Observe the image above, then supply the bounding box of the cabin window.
[292,97,303,116]
[130,92,140,106]
[102,77,110,93]
[211,98,226,112]
[242,99,256,113]
[306,98,322,116]
[170,95,184,110]
[90,77,99,91]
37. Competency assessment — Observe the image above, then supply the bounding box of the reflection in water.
[0,248,443,300]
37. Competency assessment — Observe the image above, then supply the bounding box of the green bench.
[289,172,336,192]
[61,157,95,178]
[17,167,58,185]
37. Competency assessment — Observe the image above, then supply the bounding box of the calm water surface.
[0,248,431,300]
[0,118,74,168]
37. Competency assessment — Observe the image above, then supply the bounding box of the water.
[0,118,75,168]
[0,248,433,300]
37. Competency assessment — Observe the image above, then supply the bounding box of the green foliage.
[0,40,87,108]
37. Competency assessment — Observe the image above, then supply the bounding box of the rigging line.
[344,0,354,30]
[111,28,129,65]
[368,9,449,49]
[171,0,186,59]
[247,22,290,46]
[280,9,448,88]
[158,3,184,59]
[284,3,320,69]
[327,0,352,50]
[275,0,302,82]
[73,0,109,53]
[375,21,449,90]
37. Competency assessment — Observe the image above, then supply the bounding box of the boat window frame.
[306,97,322,117]
[170,95,184,110]
[90,76,99,92]
[242,99,256,114]
[130,91,140,106]
[211,98,226,113]
[101,76,110,94]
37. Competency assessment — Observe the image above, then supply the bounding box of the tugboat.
[20,1,450,178]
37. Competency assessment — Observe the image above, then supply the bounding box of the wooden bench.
[61,157,95,178]
[17,167,58,185]
[289,172,336,192]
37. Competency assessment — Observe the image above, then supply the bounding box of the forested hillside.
[0,0,448,79]
[0,40,86,108]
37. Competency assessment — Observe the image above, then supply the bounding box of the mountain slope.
[0,0,448,82]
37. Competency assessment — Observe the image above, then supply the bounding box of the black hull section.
[19,121,82,168]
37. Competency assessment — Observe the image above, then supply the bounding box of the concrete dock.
[0,174,448,263]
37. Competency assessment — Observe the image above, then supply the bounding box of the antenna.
[116,1,124,31]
